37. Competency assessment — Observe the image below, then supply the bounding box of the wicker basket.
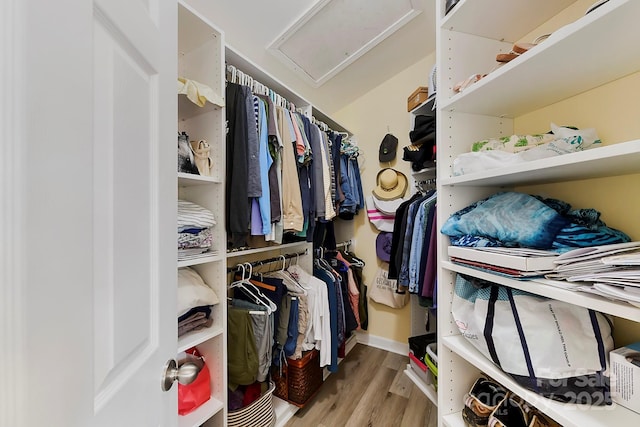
[228,381,276,427]
[271,349,323,407]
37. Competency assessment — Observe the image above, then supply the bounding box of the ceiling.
[186,0,436,114]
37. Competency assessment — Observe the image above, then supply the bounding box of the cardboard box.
[447,246,558,272]
[610,342,640,414]
[407,86,429,112]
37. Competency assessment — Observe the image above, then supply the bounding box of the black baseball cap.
[379,133,398,163]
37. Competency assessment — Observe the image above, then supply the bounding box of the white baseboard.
[354,331,409,356]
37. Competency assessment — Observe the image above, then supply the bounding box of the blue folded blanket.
[441,192,630,250]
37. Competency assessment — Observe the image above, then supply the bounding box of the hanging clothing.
[250,97,272,235]
[227,306,259,389]
[313,264,339,373]
[408,193,437,292]
[245,90,261,198]
[229,299,272,382]
[388,192,425,281]
[287,264,332,366]
[225,83,250,248]
[320,131,337,220]
[276,107,304,232]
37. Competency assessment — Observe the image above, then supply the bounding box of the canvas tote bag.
[369,262,409,309]
[452,274,613,404]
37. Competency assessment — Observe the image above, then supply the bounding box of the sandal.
[454,74,486,93]
[487,393,563,427]
[496,34,550,63]
[190,139,213,176]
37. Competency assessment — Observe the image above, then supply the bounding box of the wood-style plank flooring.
[284,343,437,427]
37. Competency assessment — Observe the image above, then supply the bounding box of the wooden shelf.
[443,335,640,427]
[441,1,640,117]
[178,396,224,427]
[440,0,576,43]
[409,96,435,116]
[178,324,223,353]
[177,253,224,268]
[178,172,222,186]
[404,365,438,406]
[441,140,640,186]
[226,241,309,260]
[443,261,640,322]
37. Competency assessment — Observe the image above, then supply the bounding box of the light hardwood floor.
[284,343,438,427]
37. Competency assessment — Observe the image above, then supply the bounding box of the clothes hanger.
[228,263,275,314]
[314,247,334,272]
[242,263,277,313]
[234,267,277,292]
[282,256,309,295]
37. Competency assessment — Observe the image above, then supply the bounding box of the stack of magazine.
[546,241,640,306]
[448,242,640,306]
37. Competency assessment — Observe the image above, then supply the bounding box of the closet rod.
[225,63,301,113]
[225,63,341,135]
[415,178,437,192]
[226,249,308,272]
[335,240,352,250]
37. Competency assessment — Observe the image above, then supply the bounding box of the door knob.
[161,354,205,391]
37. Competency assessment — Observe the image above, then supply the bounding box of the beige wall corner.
[330,54,436,344]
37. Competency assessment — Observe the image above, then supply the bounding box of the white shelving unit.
[177,3,227,426]
[435,1,640,426]
[178,2,359,424]
[178,4,356,426]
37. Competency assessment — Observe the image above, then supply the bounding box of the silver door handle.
[161,354,205,391]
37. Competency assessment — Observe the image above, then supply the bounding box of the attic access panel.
[268,0,421,87]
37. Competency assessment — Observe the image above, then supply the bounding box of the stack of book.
[449,242,640,306]
[448,246,559,278]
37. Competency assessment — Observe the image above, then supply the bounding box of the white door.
[4,0,178,425]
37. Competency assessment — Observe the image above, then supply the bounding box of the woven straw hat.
[372,168,408,201]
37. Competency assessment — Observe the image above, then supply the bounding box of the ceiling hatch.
[268,0,421,88]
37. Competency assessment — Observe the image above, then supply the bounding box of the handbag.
[452,273,613,405]
[369,262,409,308]
[177,132,199,174]
[178,347,211,415]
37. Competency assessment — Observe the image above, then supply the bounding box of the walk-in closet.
[6,1,640,427]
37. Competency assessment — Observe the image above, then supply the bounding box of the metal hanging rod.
[225,63,300,112]
[336,240,352,249]
[226,249,308,272]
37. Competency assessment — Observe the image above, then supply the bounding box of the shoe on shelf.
[487,392,563,427]
[190,139,213,176]
[528,412,563,427]
[462,377,508,427]
[496,34,550,63]
[487,394,532,427]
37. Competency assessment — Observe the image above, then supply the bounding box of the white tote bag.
[452,274,613,404]
[369,262,409,309]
